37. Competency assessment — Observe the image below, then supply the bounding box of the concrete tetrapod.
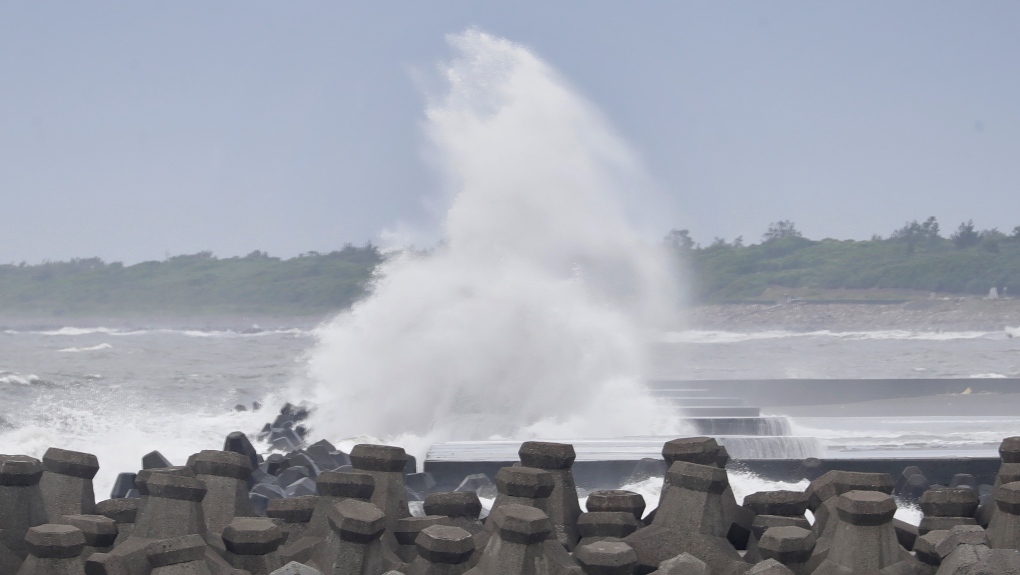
[279,470,374,565]
[404,525,475,575]
[393,516,451,564]
[518,442,582,551]
[575,512,641,548]
[221,517,284,575]
[659,439,751,550]
[585,491,645,522]
[350,445,412,556]
[95,499,139,547]
[16,524,86,575]
[623,462,743,575]
[573,540,637,575]
[464,504,580,575]
[919,489,979,536]
[145,535,211,575]
[755,526,816,575]
[39,449,100,521]
[988,481,1020,550]
[804,470,894,560]
[424,492,484,535]
[810,490,914,575]
[189,450,255,535]
[308,499,389,575]
[61,515,118,560]
[1,455,49,571]
[267,496,317,545]
[470,466,555,565]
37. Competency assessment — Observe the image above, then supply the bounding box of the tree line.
[667,218,1020,301]
[0,245,381,317]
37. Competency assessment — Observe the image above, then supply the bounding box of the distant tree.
[891,216,940,242]
[664,229,696,251]
[1011,226,1020,240]
[733,236,744,248]
[951,220,980,249]
[762,220,802,243]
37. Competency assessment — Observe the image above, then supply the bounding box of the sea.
[3,321,1019,515]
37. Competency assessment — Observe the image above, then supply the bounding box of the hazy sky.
[2,2,1018,263]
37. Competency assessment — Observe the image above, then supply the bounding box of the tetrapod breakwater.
[5,402,1020,575]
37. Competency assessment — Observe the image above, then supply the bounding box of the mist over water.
[301,30,684,457]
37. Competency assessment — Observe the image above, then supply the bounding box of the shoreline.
[686,298,1020,332]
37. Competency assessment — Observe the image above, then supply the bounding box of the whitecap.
[57,343,113,353]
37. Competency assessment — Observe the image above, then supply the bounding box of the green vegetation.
[0,245,381,317]
[670,219,1020,302]
[4,217,1020,317]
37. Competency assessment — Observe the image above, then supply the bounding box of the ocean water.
[2,324,1019,499]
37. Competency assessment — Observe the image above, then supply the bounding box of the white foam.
[969,373,1008,378]
[0,373,40,386]
[0,388,288,497]
[15,327,310,338]
[57,343,113,353]
[664,329,994,344]
[300,29,683,463]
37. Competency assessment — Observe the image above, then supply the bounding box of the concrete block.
[191,450,255,535]
[132,472,208,539]
[576,512,640,547]
[745,559,793,575]
[142,452,173,470]
[223,432,259,470]
[988,481,1020,550]
[95,499,139,545]
[308,500,387,575]
[922,489,980,518]
[585,491,645,521]
[757,526,815,575]
[268,561,323,575]
[573,540,637,575]
[414,524,474,565]
[266,495,316,543]
[222,518,285,575]
[516,441,582,552]
[39,448,99,521]
[1,455,48,563]
[394,516,451,564]
[649,552,705,575]
[62,515,118,557]
[742,491,808,517]
[25,524,86,559]
[660,438,721,467]
[110,475,137,500]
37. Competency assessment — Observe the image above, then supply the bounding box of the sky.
[1,2,1018,263]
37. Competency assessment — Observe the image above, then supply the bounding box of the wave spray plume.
[302,30,684,458]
